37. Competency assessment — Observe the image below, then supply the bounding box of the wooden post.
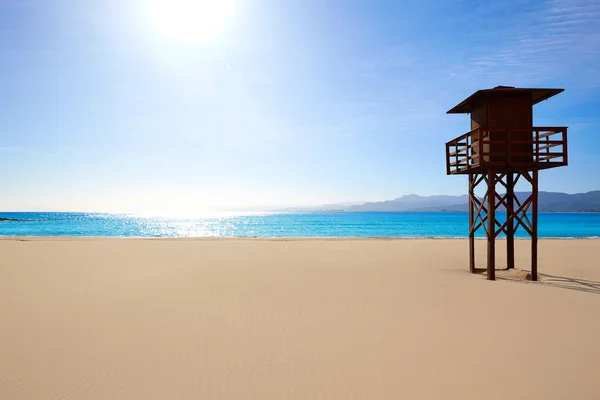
[506,171,515,269]
[531,169,538,281]
[563,128,568,166]
[446,143,451,175]
[487,169,496,280]
[469,173,475,273]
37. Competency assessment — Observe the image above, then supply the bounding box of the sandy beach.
[1,238,599,399]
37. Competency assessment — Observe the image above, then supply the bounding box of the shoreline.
[1,236,599,241]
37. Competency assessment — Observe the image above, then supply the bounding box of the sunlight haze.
[1,0,599,212]
[146,0,236,43]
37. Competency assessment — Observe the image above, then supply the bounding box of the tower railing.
[445,127,568,175]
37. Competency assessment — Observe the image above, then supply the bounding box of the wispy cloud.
[314,0,600,148]
[454,0,600,86]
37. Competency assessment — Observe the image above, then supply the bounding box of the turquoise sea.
[0,212,599,238]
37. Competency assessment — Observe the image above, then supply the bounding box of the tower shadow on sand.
[473,268,600,295]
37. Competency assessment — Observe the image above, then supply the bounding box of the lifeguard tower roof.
[447,86,564,114]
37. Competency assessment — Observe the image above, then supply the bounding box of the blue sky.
[1,0,599,212]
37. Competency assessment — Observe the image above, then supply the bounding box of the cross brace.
[468,169,539,280]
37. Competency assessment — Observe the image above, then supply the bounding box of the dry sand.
[1,238,599,399]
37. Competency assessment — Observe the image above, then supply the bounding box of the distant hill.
[536,190,600,212]
[287,191,600,213]
[346,194,470,212]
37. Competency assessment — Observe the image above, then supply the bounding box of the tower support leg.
[468,173,475,273]
[487,169,496,280]
[531,169,539,281]
[506,172,515,270]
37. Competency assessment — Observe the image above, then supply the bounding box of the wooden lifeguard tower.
[445,86,568,280]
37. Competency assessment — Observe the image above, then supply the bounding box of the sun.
[146,0,235,43]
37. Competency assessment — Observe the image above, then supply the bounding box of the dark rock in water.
[0,217,25,222]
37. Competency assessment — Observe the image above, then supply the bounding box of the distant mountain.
[286,191,600,213]
[274,202,364,213]
[346,194,469,212]
[537,190,600,212]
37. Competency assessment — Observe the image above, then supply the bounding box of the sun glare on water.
[146,0,235,43]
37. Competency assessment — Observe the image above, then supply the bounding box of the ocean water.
[0,212,599,238]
